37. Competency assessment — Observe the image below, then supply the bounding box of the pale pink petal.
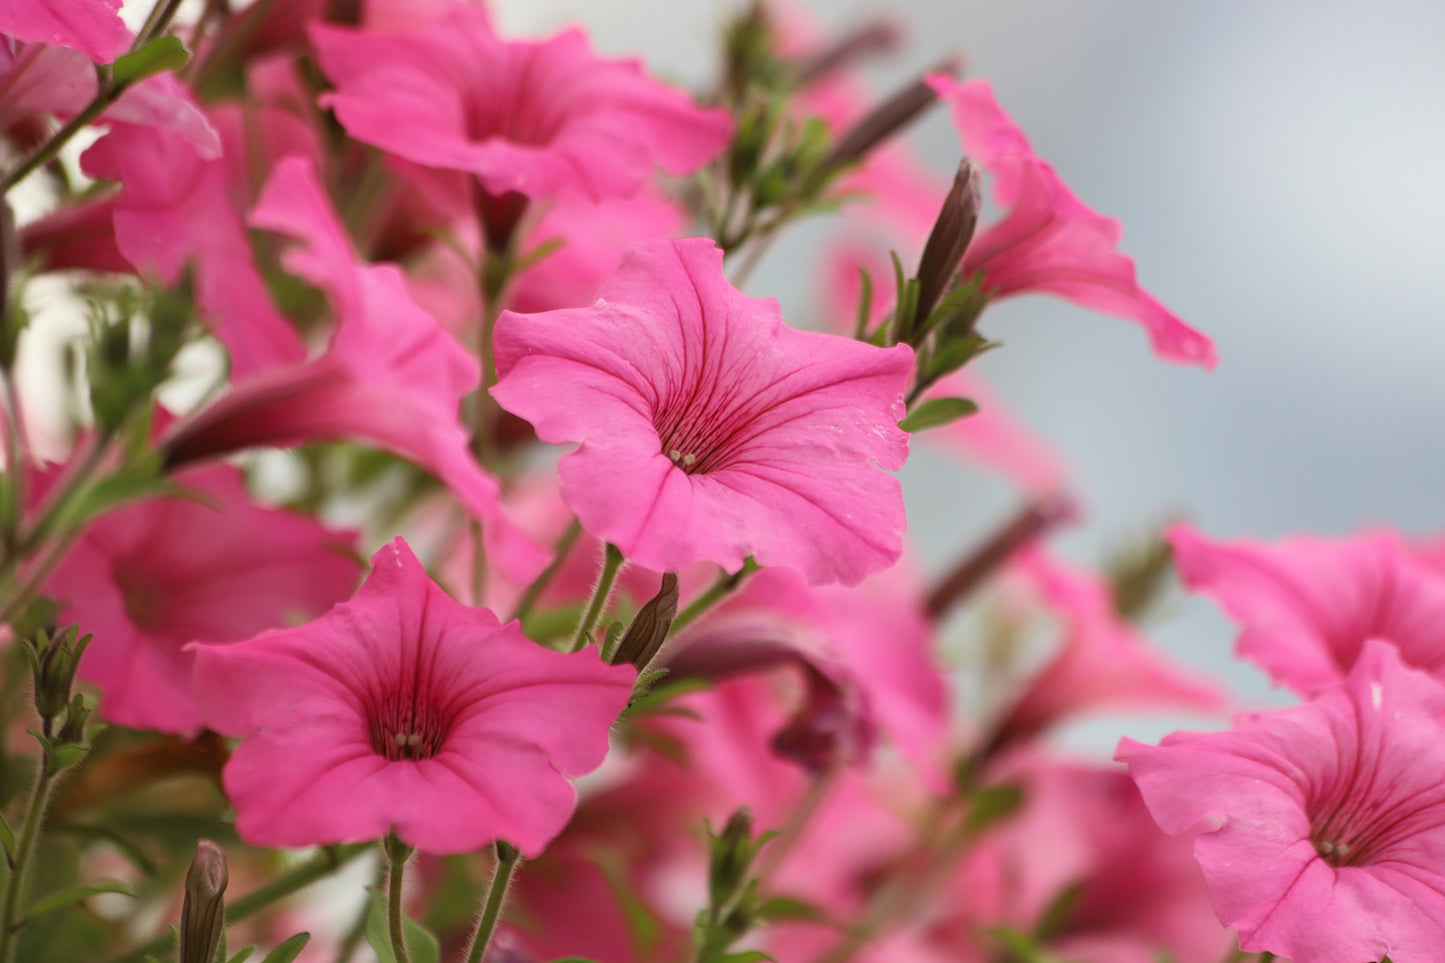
[493,237,913,586]
[0,0,128,63]
[1119,640,1445,963]
[1169,523,1445,694]
[929,75,1215,370]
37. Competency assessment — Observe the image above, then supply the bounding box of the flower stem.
[571,543,624,653]
[102,845,369,963]
[0,758,60,963]
[670,558,759,635]
[384,834,413,963]
[464,841,521,963]
[510,517,582,623]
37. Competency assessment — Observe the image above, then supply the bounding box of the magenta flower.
[44,463,359,736]
[1169,523,1445,695]
[161,157,547,584]
[191,538,636,856]
[0,0,129,64]
[309,4,730,202]
[491,237,914,586]
[927,75,1215,370]
[1118,640,1445,963]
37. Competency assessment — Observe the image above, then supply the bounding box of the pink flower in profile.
[0,0,128,63]
[191,538,636,856]
[491,237,914,586]
[161,157,547,585]
[927,75,1215,370]
[43,463,359,736]
[1118,640,1445,963]
[1169,523,1445,695]
[309,3,730,202]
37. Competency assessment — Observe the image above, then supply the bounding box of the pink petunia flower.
[308,3,730,203]
[161,156,547,585]
[44,463,360,736]
[1169,523,1445,695]
[1118,639,1445,963]
[927,75,1216,370]
[191,537,636,856]
[491,236,914,586]
[0,0,129,64]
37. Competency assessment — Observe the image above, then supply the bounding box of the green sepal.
[259,933,311,963]
[966,782,1026,835]
[112,36,191,87]
[898,396,979,433]
[225,948,256,963]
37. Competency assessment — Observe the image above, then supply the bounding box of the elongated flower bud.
[179,839,229,963]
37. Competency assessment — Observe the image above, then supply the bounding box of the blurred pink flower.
[0,0,128,63]
[928,75,1216,370]
[192,537,636,855]
[309,4,730,202]
[987,548,1225,752]
[1170,523,1445,695]
[161,156,547,584]
[44,463,359,736]
[1119,639,1445,963]
[492,237,913,586]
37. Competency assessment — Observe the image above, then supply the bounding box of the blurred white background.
[498,0,1445,745]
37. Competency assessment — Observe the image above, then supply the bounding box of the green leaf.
[898,396,979,433]
[363,887,440,963]
[226,949,257,963]
[967,782,1026,835]
[547,959,604,962]
[0,809,15,862]
[754,895,826,924]
[851,267,874,341]
[259,933,310,963]
[40,468,182,540]
[21,880,134,923]
[112,36,190,87]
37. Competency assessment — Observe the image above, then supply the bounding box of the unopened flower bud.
[611,573,680,669]
[790,19,900,89]
[914,159,981,326]
[55,693,95,749]
[817,56,960,180]
[21,625,92,728]
[179,839,229,963]
[708,807,756,907]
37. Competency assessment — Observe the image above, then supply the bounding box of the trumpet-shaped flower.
[309,4,730,202]
[191,538,636,856]
[1118,640,1445,963]
[1169,523,1445,694]
[928,75,1215,370]
[45,463,359,735]
[491,237,914,586]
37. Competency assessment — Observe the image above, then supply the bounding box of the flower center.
[653,383,761,476]
[368,692,450,761]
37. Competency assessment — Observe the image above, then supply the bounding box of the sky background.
[498,0,1445,748]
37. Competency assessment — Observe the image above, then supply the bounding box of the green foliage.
[898,396,979,433]
[363,887,440,963]
[112,37,191,87]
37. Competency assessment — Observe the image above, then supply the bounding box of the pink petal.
[492,237,913,586]
[0,0,129,63]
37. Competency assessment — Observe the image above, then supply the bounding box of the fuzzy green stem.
[384,835,413,963]
[510,518,582,623]
[670,558,759,635]
[0,759,59,963]
[464,841,520,963]
[571,543,624,653]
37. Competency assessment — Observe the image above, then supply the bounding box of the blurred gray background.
[497,1,1445,749]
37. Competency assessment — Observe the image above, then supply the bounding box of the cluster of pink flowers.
[0,2,1435,963]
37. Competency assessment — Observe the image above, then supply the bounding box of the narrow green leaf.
[259,933,310,963]
[112,36,190,87]
[226,948,257,963]
[40,469,182,540]
[22,880,134,922]
[851,267,874,341]
[363,887,440,963]
[717,952,775,963]
[967,782,1026,834]
[898,396,979,433]
[754,895,826,924]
